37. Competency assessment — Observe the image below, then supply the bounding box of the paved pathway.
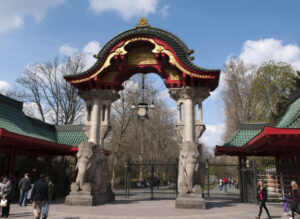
[7,199,292,219]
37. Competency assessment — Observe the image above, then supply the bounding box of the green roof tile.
[0,94,88,148]
[55,125,88,147]
[224,129,262,147]
[222,96,300,148]
[276,98,300,128]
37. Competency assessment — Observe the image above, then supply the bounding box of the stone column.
[89,98,101,144]
[169,86,210,209]
[66,89,119,206]
[79,89,120,146]
[183,97,195,141]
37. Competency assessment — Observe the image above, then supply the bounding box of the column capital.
[168,86,210,101]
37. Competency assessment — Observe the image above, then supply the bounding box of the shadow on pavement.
[9,212,33,217]
[206,199,239,209]
[63,217,80,219]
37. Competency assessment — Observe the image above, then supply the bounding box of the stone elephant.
[178,141,203,194]
[73,141,109,193]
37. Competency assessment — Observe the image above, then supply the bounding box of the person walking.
[219,178,223,192]
[256,180,271,219]
[289,181,300,219]
[18,173,32,207]
[1,180,12,218]
[224,177,228,192]
[41,176,54,219]
[31,174,48,219]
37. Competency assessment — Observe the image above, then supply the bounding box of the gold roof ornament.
[136,17,150,28]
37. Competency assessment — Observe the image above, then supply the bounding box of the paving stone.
[6,199,288,219]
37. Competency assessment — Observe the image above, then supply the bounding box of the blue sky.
[1,0,300,150]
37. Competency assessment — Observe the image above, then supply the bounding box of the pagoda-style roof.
[64,18,220,91]
[215,93,300,156]
[0,94,87,155]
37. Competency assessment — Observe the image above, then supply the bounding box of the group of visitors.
[256,180,300,219]
[0,173,54,219]
[219,177,237,192]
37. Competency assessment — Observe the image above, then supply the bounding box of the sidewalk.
[7,199,287,219]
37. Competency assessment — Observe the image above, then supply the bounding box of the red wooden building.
[215,90,300,198]
[0,94,87,181]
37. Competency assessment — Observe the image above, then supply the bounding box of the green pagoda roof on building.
[216,92,300,155]
[0,94,87,148]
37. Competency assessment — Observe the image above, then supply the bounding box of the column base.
[175,194,206,209]
[65,191,115,206]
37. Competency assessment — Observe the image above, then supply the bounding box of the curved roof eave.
[65,26,219,80]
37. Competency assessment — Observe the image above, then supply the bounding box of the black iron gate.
[124,159,178,200]
[241,164,257,203]
[204,163,241,201]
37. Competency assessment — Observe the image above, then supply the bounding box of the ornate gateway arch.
[65,18,220,208]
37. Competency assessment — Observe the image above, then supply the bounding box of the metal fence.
[203,163,241,201]
[120,158,299,203]
[124,159,178,200]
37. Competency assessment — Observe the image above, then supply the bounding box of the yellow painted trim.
[69,37,214,84]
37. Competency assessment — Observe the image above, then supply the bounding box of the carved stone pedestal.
[175,194,206,209]
[65,191,115,206]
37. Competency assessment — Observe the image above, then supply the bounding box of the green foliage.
[251,61,298,121]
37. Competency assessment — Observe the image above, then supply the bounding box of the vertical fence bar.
[175,159,178,197]
[151,163,154,200]
[279,162,285,198]
[125,158,131,199]
[124,159,128,199]
[239,157,245,203]
[207,160,210,200]
[252,159,258,204]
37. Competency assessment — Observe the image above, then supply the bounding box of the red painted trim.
[214,127,300,156]
[65,34,220,91]
[244,127,300,152]
[214,145,244,156]
[0,128,76,153]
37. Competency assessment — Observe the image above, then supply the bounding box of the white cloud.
[200,123,225,152]
[161,5,170,19]
[210,71,225,100]
[59,44,79,56]
[58,41,101,69]
[83,41,100,55]
[88,0,159,20]
[82,41,101,69]
[0,81,10,94]
[239,38,300,70]
[23,102,42,120]
[0,0,66,34]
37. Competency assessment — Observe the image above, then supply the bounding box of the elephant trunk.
[76,160,88,189]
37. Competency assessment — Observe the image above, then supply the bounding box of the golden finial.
[136,17,150,28]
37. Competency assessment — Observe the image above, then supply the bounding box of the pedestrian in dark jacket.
[31,174,48,219]
[290,181,300,219]
[1,180,12,218]
[18,173,32,207]
[256,180,271,219]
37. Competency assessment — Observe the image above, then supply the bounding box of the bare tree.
[108,81,140,188]
[16,55,86,125]
[222,58,257,141]
[107,74,180,187]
